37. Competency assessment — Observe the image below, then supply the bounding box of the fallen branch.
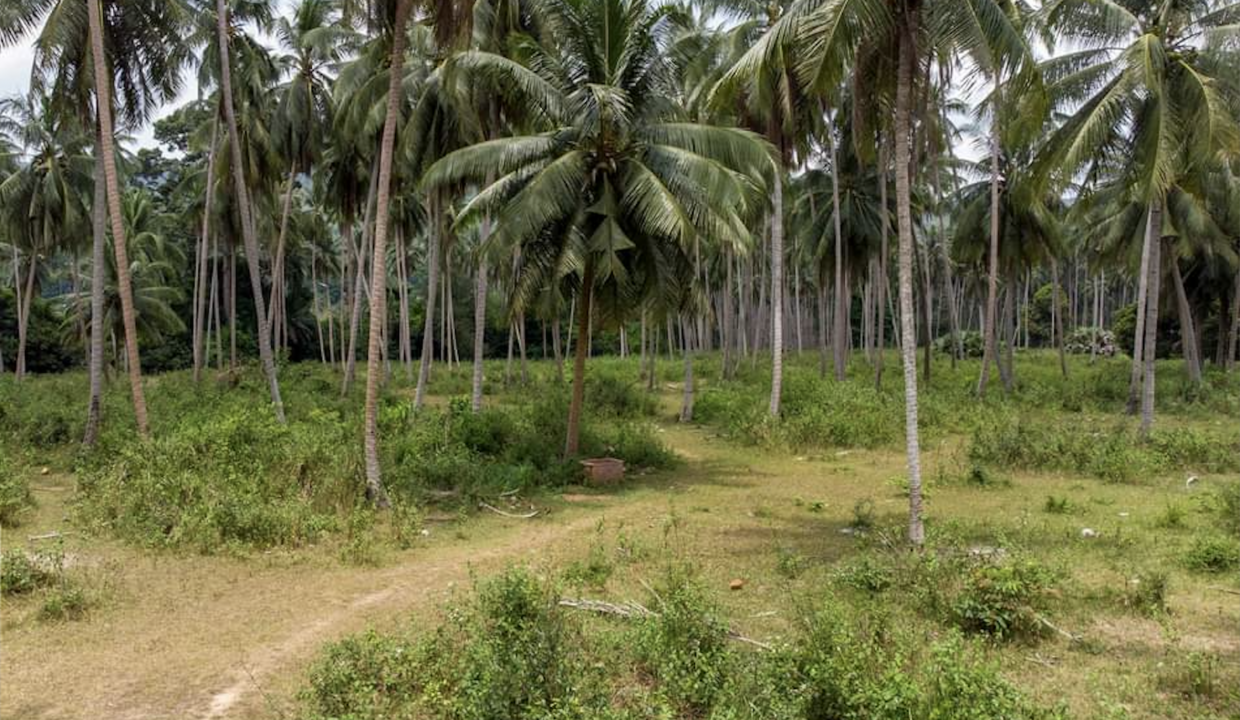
[27,531,74,542]
[1024,653,1056,669]
[1034,613,1080,643]
[479,502,538,519]
[1208,586,1240,596]
[559,597,772,651]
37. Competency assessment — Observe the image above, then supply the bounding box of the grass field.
[1,352,1237,719]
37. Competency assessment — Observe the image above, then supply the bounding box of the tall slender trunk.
[89,0,149,435]
[977,72,1002,397]
[266,163,298,347]
[471,251,488,411]
[680,315,695,422]
[827,117,847,381]
[564,262,594,458]
[1127,202,1157,413]
[723,245,734,379]
[343,166,379,393]
[216,0,284,423]
[312,248,326,363]
[1140,202,1163,437]
[1228,267,1240,371]
[1168,250,1201,385]
[876,146,889,387]
[769,171,784,416]
[895,11,924,546]
[919,237,933,384]
[1053,260,1067,377]
[414,198,441,408]
[193,119,220,383]
[10,245,23,379]
[361,0,413,505]
[84,142,108,445]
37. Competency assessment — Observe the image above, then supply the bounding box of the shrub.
[1183,535,1240,573]
[1,549,54,595]
[1064,327,1116,357]
[775,545,809,579]
[952,560,1057,640]
[934,330,984,358]
[1214,482,1240,538]
[1123,570,1169,616]
[1043,495,1072,515]
[303,629,420,719]
[77,407,353,551]
[634,566,732,713]
[1154,503,1188,530]
[0,453,33,526]
[834,555,894,594]
[1159,651,1221,701]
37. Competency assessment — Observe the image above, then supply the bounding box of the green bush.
[952,560,1057,640]
[77,406,355,551]
[1213,482,1240,538]
[1123,570,1169,616]
[1,549,54,595]
[0,453,33,526]
[634,566,732,713]
[303,629,420,719]
[966,414,1238,482]
[1183,535,1240,574]
[933,330,984,358]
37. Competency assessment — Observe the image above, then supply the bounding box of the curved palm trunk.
[1169,253,1201,384]
[361,0,413,505]
[216,0,285,423]
[977,75,1002,398]
[89,0,149,436]
[266,163,298,346]
[192,119,220,384]
[1127,202,1157,413]
[564,262,594,459]
[84,146,107,445]
[895,11,924,546]
[769,171,784,416]
[1139,203,1163,437]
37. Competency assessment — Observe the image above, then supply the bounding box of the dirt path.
[1,427,728,720]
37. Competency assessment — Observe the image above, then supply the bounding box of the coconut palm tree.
[733,0,1033,544]
[215,0,286,423]
[1038,0,1240,435]
[361,0,415,505]
[425,0,771,458]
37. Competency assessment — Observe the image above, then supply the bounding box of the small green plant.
[1153,503,1187,530]
[774,545,809,579]
[952,560,1057,640]
[1123,570,1169,616]
[851,498,876,531]
[964,463,1009,488]
[834,555,894,594]
[1159,651,1220,701]
[1044,495,1072,515]
[563,540,614,587]
[339,506,380,566]
[1183,534,1240,573]
[1213,481,1240,538]
[38,584,91,622]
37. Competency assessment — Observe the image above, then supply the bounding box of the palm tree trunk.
[876,146,889,387]
[680,315,695,422]
[215,0,284,423]
[361,0,412,505]
[1140,205,1163,437]
[1228,267,1240,371]
[471,255,488,412]
[1169,251,1201,385]
[312,248,326,363]
[192,120,220,383]
[895,11,925,546]
[827,119,847,382]
[1053,259,1067,378]
[414,197,442,408]
[84,143,108,445]
[266,163,298,346]
[343,165,378,392]
[564,262,594,458]
[89,0,150,435]
[1127,202,1157,413]
[723,246,734,379]
[769,171,784,416]
[919,237,933,384]
[977,75,1003,398]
